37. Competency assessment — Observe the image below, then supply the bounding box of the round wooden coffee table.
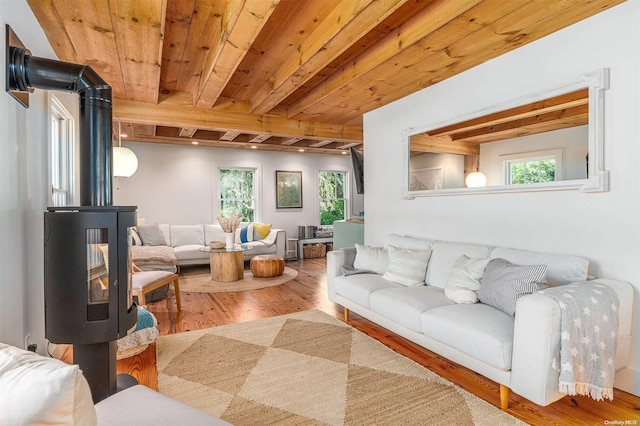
[201,246,253,282]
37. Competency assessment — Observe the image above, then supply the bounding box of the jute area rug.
[156,310,523,425]
[178,265,298,293]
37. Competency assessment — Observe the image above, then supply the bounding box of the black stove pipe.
[8,46,112,207]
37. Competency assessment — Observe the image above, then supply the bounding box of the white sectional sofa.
[132,223,286,271]
[326,234,634,408]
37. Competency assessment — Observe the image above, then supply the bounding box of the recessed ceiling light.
[298,148,305,152]
[250,145,258,149]
[191,141,199,145]
[120,133,128,138]
[341,151,348,155]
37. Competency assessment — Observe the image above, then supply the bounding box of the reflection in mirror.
[404,69,609,196]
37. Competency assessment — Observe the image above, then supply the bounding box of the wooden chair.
[132,264,181,310]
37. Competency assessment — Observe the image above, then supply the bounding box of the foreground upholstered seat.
[132,266,181,309]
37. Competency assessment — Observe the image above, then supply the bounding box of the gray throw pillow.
[136,224,167,246]
[341,247,367,276]
[478,258,548,316]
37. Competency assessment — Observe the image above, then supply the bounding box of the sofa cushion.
[478,258,548,316]
[341,247,368,276]
[252,223,272,239]
[174,245,209,262]
[444,255,491,304]
[170,225,204,247]
[334,274,400,308]
[370,286,454,332]
[426,241,493,289]
[382,246,432,286]
[490,247,589,286]
[0,343,96,425]
[353,244,389,274]
[205,224,226,245]
[384,234,434,251]
[235,224,254,243]
[137,224,167,246]
[421,304,515,370]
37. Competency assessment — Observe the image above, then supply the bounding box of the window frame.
[318,169,349,226]
[217,166,259,222]
[49,95,76,207]
[501,149,564,185]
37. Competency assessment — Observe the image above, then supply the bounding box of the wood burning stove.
[44,206,137,401]
[6,25,138,402]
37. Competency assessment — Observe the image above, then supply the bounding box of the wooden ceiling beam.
[220,131,241,141]
[451,104,589,142]
[309,140,335,148]
[108,0,166,103]
[113,98,363,143]
[410,134,479,156]
[249,134,272,143]
[250,0,410,115]
[179,128,198,138]
[194,0,279,108]
[286,0,484,118]
[281,138,303,146]
[428,89,589,137]
[123,134,350,155]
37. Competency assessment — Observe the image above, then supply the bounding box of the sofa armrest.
[326,249,344,299]
[511,278,634,406]
[511,293,563,406]
[95,385,229,425]
[272,229,286,258]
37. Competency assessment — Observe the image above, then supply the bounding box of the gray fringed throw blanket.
[540,282,618,400]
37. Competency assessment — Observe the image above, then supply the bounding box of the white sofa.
[326,234,634,408]
[133,223,286,271]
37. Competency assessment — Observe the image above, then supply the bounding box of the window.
[219,167,256,221]
[502,149,563,185]
[49,96,75,206]
[319,170,347,225]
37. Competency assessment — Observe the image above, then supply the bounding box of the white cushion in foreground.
[0,342,96,425]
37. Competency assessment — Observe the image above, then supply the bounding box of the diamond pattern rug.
[156,310,523,425]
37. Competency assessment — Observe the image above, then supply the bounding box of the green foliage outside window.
[319,171,346,225]
[219,168,255,222]
[510,159,555,184]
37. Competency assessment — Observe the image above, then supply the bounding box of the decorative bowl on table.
[209,241,225,249]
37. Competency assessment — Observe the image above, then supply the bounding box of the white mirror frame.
[402,68,609,198]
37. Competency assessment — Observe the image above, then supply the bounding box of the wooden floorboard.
[119,257,640,425]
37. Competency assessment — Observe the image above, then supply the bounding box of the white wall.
[364,1,640,395]
[410,153,464,189]
[113,142,364,240]
[0,1,64,353]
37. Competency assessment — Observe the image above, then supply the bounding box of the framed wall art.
[276,170,302,208]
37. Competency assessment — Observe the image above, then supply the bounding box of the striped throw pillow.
[478,258,548,316]
[382,245,432,286]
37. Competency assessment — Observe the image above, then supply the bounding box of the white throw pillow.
[444,255,491,304]
[0,343,97,425]
[382,245,432,286]
[353,244,389,274]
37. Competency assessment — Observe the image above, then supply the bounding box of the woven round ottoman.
[250,255,285,278]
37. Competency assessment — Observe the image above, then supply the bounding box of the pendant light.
[113,117,138,177]
[465,155,486,188]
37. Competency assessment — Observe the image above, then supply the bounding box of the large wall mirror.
[402,68,609,198]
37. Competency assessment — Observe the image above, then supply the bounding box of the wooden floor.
[119,258,640,425]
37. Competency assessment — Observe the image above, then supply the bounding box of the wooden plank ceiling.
[28,0,623,155]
